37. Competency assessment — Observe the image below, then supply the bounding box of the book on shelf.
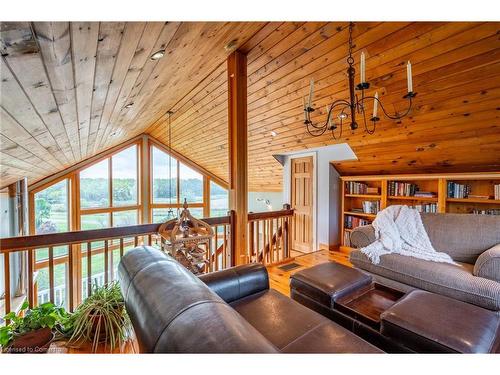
[388,181,421,197]
[410,203,437,213]
[345,181,379,195]
[344,215,371,229]
[413,191,437,198]
[362,200,380,214]
[471,209,500,215]
[447,181,472,198]
[343,231,352,247]
[466,195,490,200]
[494,184,500,200]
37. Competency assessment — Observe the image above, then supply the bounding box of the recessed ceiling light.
[270,131,278,137]
[124,103,134,109]
[150,49,165,60]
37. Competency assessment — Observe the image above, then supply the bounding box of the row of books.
[447,182,472,198]
[388,181,419,197]
[362,200,380,214]
[471,209,500,216]
[344,215,371,229]
[410,203,438,213]
[344,181,379,195]
[343,231,352,247]
[495,184,500,200]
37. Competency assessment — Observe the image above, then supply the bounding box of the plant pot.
[7,327,54,354]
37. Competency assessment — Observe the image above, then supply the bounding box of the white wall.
[279,143,356,250]
[248,192,284,213]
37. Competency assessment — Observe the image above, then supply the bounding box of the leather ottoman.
[290,261,373,309]
[381,290,500,353]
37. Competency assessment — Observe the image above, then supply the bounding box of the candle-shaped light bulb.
[308,79,314,109]
[373,92,379,118]
[360,52,366,83]
[406,61,413,93]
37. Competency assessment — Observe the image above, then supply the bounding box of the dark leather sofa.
[118,246,382,353]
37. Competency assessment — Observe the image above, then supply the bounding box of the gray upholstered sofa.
[349,213,500,311]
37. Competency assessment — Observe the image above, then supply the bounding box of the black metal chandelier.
[303,22,417,140]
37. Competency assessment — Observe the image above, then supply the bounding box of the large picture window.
[79,144,140,228]
[29,139,229,306]
[152,145,177,204]
[150,144,208,220]
[210,181,228,218]
[112,146,138,207]
[80,160,109,209]
[33,178,70,307]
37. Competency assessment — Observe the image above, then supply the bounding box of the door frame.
[288,152,318,253]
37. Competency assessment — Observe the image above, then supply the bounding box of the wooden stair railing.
[0,214,233,314]
[0,207,293,315]
[248,205,294,266]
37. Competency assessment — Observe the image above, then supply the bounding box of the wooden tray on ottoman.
[335,283,405,330]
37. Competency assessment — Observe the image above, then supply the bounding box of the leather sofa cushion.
[381,290,500,353]
[199,263,269,303]
[474,244,500,283]
[290,261,372,308]
[118,247,278,353]
[231,289,382,353]
[350,249,500,311]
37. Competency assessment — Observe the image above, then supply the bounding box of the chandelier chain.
[347,22,354,66]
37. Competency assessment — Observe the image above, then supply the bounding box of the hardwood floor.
[267,250,351,296]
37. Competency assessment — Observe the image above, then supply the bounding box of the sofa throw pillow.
[473,244,500,283]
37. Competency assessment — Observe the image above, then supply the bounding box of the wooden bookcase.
[340,172,500,249]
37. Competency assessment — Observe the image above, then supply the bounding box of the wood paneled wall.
[1,22,499,191]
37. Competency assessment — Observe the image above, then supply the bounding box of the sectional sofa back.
[421,213,500,264]
[118,246,277,353]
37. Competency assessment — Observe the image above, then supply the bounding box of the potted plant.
[0,301,69,353]
[66,282,131,353]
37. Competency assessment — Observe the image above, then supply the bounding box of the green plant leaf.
[20,300,29,311]
[0,327,13,347]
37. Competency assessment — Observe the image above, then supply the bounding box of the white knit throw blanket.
[360,205,455,265]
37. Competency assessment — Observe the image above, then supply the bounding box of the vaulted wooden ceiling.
[1,22,500,191]
[0,21,265,188]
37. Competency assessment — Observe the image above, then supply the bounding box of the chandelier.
[303,22,417,139]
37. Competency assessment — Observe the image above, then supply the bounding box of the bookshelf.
[340,172,500,249]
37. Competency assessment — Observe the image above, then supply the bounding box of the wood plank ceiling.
[0,21,265,188]
[1,22,500,191]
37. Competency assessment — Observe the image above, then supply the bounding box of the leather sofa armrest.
[350,225,376,248]
[199,263,269,303]
[473,244,500,283]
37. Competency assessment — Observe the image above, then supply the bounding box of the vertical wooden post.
[229,210,236,267]
[203,176,210,218]
[3,253,11,314]
[141,135,151,225]
[438,178,447,213]
[227,50,248,265]
[380,180,388,209]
